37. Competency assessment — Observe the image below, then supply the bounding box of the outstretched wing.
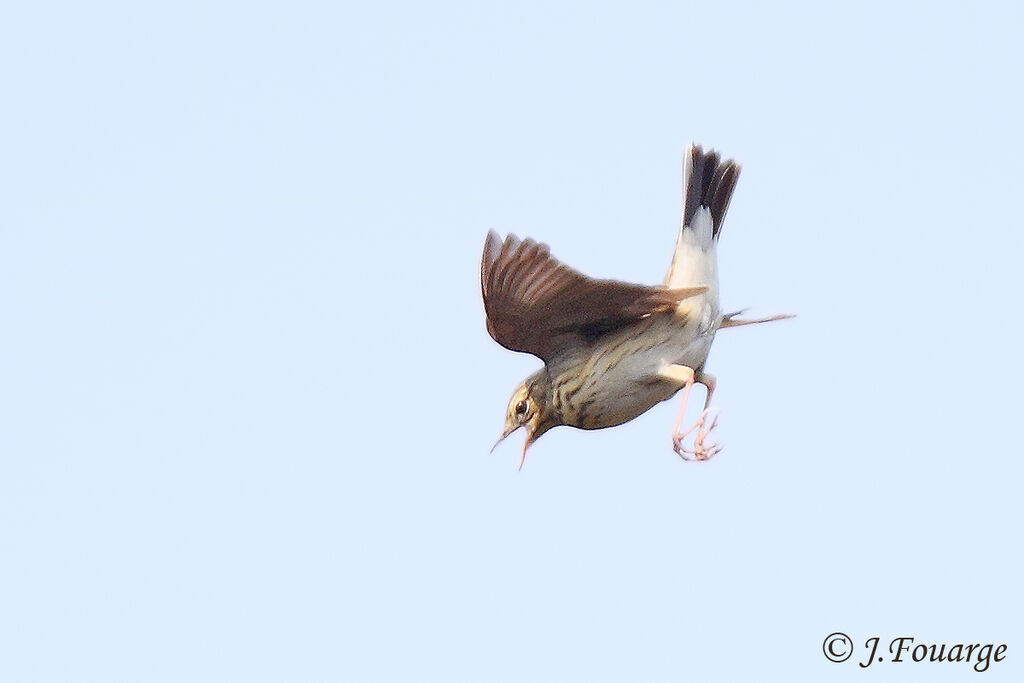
[481,231,706,362]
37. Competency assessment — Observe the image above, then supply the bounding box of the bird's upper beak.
[491,423,537,470]
[490,424,520,454]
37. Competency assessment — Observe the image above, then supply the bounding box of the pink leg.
[670,368,695,442]
[680,411,721,461]
[673,371,722,461]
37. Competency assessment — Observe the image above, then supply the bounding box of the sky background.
[2,1,1022,681]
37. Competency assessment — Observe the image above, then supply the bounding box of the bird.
[481,143,792,468]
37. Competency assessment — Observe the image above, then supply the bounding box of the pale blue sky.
[2,1,1022,681]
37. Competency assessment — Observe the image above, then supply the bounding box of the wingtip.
[482,231,505,298]
[718,312,796,329]
[667,284,709,300]
[484,229,501,252]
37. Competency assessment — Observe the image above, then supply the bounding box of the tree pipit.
[481,144,792,468]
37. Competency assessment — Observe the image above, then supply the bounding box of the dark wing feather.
[481,231,706,362]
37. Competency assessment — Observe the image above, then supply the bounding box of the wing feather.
[481,231,706,362]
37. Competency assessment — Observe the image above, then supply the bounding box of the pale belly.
[553,309,720,430]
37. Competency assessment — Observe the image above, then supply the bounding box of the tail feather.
[682,144,740,238]
[665,143,740,290]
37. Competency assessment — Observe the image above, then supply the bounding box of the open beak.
[490,424,520,454]
[491,424,535,470]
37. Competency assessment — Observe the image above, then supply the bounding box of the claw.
[671,408,722,462]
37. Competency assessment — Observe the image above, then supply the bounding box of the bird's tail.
[682,144,740,241]
[664,144,740,290]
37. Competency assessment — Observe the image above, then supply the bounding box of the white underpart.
[665,206,719,324]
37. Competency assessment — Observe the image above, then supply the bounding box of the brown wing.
[480,231,707,362]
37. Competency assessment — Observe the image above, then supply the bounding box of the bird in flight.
[481,144,791,468]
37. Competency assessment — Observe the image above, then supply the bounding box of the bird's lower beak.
[518,433,536,471]
[516,438,532,471]
[492,424,538,470]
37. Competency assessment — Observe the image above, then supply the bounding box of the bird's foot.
[672,409,721,461]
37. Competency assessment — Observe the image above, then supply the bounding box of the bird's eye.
[515,400,529,417]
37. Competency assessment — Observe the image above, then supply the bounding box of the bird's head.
[492,372,559,469]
